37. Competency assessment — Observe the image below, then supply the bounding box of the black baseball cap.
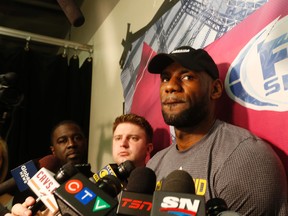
[147,46,219,79]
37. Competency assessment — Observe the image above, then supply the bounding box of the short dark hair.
[50,120,85,145]
[113,113,153,143]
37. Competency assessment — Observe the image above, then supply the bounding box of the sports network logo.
[225,15,288,111]
[65,179,111,212]
[159,196,200,216]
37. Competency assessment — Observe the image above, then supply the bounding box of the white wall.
[71,0,164,172]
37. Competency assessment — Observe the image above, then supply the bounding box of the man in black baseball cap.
[146,45,288,215]
[148,46,219,79]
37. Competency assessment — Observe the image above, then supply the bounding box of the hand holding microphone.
[27,162,79,215]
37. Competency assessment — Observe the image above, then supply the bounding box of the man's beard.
[162,100,209,128]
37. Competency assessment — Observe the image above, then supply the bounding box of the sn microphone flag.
[120,0,288,174]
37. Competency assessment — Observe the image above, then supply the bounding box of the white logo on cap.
[171,49,190,54]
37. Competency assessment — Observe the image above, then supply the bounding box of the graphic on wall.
[120,0,287,171]
[226,16,288,111]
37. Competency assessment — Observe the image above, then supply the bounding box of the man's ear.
[211,79,223,99]
[147,143,154,154]
[50,146,55,156]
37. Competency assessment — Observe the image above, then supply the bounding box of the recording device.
[0,155,61,195]
[116,167,156,216]
[206,198,242,216]
[93,160,135,183]
[151,170,206,216]
[54,172,121,216]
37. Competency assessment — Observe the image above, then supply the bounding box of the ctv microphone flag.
[53,172,118,216]
[27,167,60,214]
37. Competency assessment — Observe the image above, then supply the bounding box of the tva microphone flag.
[53,172,118,216]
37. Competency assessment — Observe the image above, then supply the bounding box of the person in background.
[7,115,154,215]
[146,46,287,215]
[49,120,88,166]
[112,113,154,168]
[8,120,89,215]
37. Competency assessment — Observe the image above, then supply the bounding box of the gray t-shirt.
[147,120,287,216]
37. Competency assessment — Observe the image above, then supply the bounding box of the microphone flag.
[53,172,118,216]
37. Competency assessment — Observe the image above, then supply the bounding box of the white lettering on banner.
[161,196,200,212]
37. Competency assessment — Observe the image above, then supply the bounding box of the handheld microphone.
[27,162,79,214]
[53,172,122,216]
[27,167,61,214]
[151,170,206,216]
[93,160,135,183]
[116,167,156,216]
[206,198,242,216]
[0,155,61,195]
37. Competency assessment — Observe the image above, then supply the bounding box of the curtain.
[0,46,92,175]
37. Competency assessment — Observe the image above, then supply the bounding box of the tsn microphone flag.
[117,191,153,216]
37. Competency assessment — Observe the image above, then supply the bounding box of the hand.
[5,196,59,216]
[5,196,35,216]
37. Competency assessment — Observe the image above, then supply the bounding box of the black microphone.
[0,155,61,195]
[206,198,242,216]
[53,172,122,216]
[93,160,136,184]
[116,167,156,215]
[151,170,206,216]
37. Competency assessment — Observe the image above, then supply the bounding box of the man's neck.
[174,118,216,151]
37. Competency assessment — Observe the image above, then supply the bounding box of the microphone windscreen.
[126,167,156,195]
[161,170,195,194]
[54,163,79,184]
[96,174,122,198]
[206,198,228,216]
[38,155,62,173]
[118,160,135,178]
